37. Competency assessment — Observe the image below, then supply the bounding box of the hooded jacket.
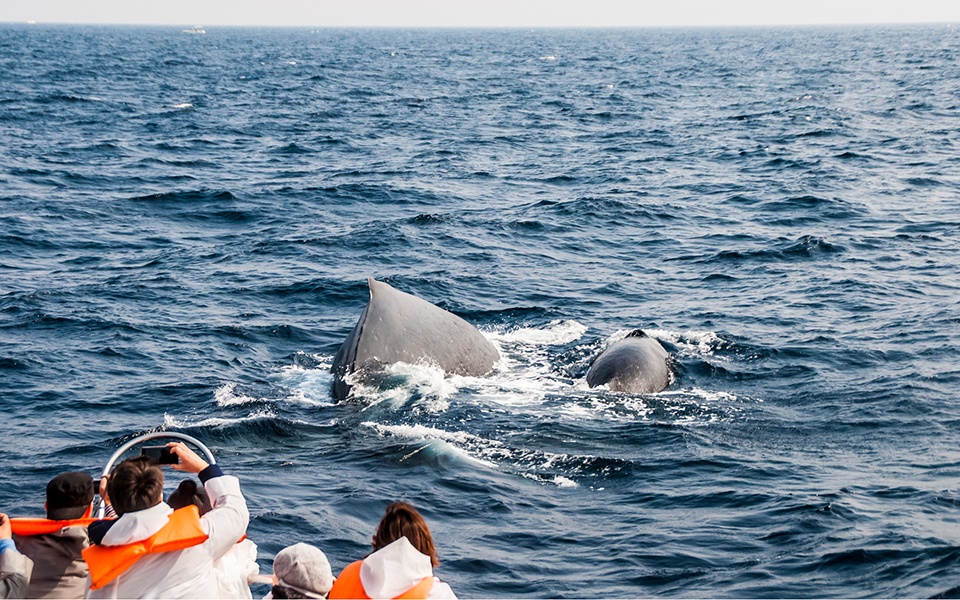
[214,538,258,599]
[329,537,456,600]
[84,465,248,599]
[12,525,88,599]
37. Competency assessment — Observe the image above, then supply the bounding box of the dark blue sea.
[2,23,960,598]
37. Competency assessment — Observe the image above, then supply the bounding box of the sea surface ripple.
[1,24,960,598]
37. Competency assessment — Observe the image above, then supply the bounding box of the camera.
[141,446,180,465]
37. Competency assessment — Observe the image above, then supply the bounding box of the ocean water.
[1,23,960,598]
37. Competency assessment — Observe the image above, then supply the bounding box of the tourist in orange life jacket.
[84,442,249,599]
[1,513,33,599]
[167,478,259,599]
[11,472,94,599]
[328,502,456,600]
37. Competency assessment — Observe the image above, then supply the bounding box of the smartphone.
[141,446,180,465]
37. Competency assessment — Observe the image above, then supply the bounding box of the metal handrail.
[95,432,216,519]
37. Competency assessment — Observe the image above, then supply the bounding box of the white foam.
[162,409,284,429]
[281,320,749,483]
[162,413,183,428]
[556,400,601,421]
[592,395,656,420]
[446,320,589,409]
[518,470,581,488]
[172,103,193,109]
[348,361,455,413]
[275,362,335,406]
[645,328,728,357]
[214,382,261,406]
[316,322,741,425]
[659,387,742,403]
[486,320,587,345]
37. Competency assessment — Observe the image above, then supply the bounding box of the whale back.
[585,330,670,394]
[331,278,500,399]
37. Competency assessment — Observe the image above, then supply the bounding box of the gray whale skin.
[585,330,670,394]
[331,278,499,400]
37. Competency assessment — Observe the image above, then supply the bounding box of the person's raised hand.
[99,475,110,504]
[166,442,209,474]
[0,513,11,540]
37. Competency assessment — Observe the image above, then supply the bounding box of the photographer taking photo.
[83,442,248,599]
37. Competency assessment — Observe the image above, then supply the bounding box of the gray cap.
[274,543,334,598]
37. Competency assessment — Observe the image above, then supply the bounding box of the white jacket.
[214,538,258,599]
[359,537,457,600]
[85,474,249,599]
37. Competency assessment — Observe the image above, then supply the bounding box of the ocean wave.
[5,25,959,598]
[361,421,646,487]
[162,409,281,429]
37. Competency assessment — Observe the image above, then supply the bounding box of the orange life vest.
[82,505,208,590]
[10,506,98,536]
[328,560,434,600]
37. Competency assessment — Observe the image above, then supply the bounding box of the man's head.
[106,456,164,516]
[45,472,95,520]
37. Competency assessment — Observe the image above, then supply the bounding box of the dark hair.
[106,456,164,516]
[166,479,212,515]
[372,501,439,567]
[271,585,313,599]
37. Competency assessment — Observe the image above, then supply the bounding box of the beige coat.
[14,525,88,599]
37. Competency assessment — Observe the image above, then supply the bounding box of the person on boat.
[328,502,456,600]
[167,478,259,599]
[266,543,333,599]
[83,442,249,599]
[0,513,33,599]
[11,472,94,599]
[95,478,116,520]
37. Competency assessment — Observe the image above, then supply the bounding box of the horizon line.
[3,20,958,29]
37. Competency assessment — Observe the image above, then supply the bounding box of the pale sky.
[3,0,960,28]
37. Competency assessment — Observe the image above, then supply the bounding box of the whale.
[331,278,500,400]
[585,330,671,394]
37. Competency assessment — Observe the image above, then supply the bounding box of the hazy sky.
[3,0,960,28]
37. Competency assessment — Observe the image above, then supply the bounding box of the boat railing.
[96,432,216,519]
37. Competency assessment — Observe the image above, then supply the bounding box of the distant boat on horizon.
[182,25,206,34]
